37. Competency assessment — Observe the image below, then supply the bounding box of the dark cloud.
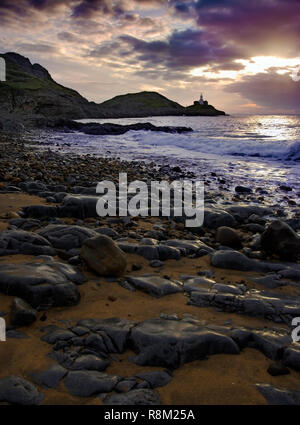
[225,71,300,110]
[119,28,241,71]
[173,0,300,58]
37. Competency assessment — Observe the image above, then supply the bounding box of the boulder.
[38,224,98,250]
[81,235,127,276]
[216,226,242,248]
[65,371,120,397]
[261,220,300,260]
[103,389,161,405]
[10,297,37,326]
[125,275,183,297]
[0,230,56,256]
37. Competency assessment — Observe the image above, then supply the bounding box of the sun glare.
[190,55,300,81]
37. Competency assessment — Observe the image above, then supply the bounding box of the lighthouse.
[199,93,204,105]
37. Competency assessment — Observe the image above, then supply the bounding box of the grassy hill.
[0,52,225,130]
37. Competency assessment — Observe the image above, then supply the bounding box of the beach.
[0,130,299,405]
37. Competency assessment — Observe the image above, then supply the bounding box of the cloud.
[119,28,241,72]
[225,70,300,111]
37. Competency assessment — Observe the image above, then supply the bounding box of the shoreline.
[0,133,299,405]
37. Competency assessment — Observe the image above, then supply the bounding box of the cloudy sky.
[0,0,299,113]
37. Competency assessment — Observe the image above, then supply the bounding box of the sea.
[41,114,300,201]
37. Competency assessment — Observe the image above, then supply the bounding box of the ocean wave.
[123,130,300,162]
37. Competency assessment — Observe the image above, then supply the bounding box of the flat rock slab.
[103,389,161,405]
[38,224,98,250]
[0,258,85,309]
[129,318,240,368]
[0,230,56,256]
[256,384,300,405]
[65,370,120,397]
[165,239,213,256]
[125,275,183,298]
[189,281,300,324]
[31,365,68,389]
[0,376,43,405]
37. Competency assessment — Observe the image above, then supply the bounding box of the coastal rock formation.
[261,220,300,260]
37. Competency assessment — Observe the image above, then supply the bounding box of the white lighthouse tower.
[0,57,6,82]
[199,93,204,105]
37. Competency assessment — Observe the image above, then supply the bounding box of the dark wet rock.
[267,362,290,376]
[211,250,264,271]
[81,235,127,276]
[8,218,41,231]
[10,297,37,326]
[70,355,110,371]
[6,329,29,339]
[182,276,216,293]
[261,220,300,260]
[256,384,300,405]
[22,205,59,218]
[129,318,239,368]
[77,317,134,353]
[0,376,43,405]
[103,388,161,405]
[95,227,120,239]
[189,281,300,324]
[0,258,84,309]
[149,259,164,268]
[134,371,172,388]
[59,195,98,219]
[125,275,183,298]
[0,230,56,256]
[250,274,288,289]
[241,223,265,233]
[216,226,242,248]
[115,379,137,393]
[157,245,181,260]
[203,208,236,229]
[283,346,300,371]
[31,365,67,389]
[42,328,75,344]
[65,370,120,397]
[165,239,213,256]
[235,185,252,194]
[136,245,159,260]
[38,224,97,250]
[225,205,272,222]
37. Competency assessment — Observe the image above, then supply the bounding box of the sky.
[0,0,300,114]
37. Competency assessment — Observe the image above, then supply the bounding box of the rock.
[256,384,300,405]
[250,274,288,289]
[81,235,127,277]
[157,245,181,260]
[103,389,161,405]
[267,362,290,376]
[59,195,99,219]
[203,209,237,229]
[283,347,300,371]
[261,220,300,260]
[0,230,56,256]
[10,297,37,326]
[134,371,172,388]
[165,239,213,255]
[129,318,239,368]
[216,226,242,248]
[95,227,120,239]
[0,376,43,405]
[115,379,137,393]
[225,205,272,222]
[189,282,300,324]
[235,185,252,194]
[31,365,67,388]
[125,275,183,298]
[70,355,110,371]
[0,258,84,309]
[211,250,263,271]
[38,225,98,250]
[149,259,164,268]
[65,371,120,397]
